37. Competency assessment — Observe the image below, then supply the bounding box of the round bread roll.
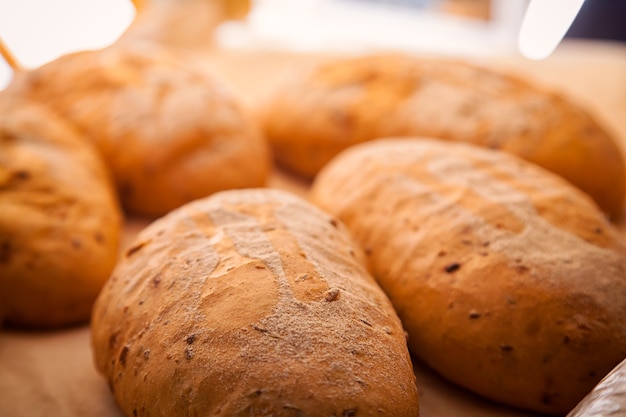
[6,43,271,217]
[0,97,121,328]
[91,188,419,417]
[567,358,626,417]
[263,54,625,218]
[309,138,626,415]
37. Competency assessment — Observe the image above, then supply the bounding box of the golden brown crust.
[0,97,122,328]
[310,138,626,415]
[263,54,625,218]
[6,44,271,217]
[91,188,419,417]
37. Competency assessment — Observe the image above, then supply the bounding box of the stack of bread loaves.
[2,1,626,416]
[0,0,266,330]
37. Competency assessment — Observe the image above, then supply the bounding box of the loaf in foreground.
[91,188,419,417]
[310,138,626,415]
[262,54,625,218]
[0,97,121,328]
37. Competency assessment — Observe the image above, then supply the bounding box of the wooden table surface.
[1,39,625,417]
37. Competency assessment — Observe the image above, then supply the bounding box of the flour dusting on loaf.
[91,188,419,417]
[310,138,626,415]
[425,154,623,293]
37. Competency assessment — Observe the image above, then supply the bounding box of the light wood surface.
[1,39,625,417]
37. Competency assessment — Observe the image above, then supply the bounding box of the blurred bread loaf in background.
[0,96,121,328]
[7,43,271,217]
[2,0,270,218]
[262,54,625,218]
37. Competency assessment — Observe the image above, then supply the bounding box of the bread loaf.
[310,138,626,415]
[0,97,121,328]
[263,54,625,218]
[6,43,271,217]
[91,188,419,416]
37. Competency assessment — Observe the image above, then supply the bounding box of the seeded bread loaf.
[6,43,271,217]
[263,54,625,218]
[310,138,626,415]
[0,97,121,328]
[91,188,419,417]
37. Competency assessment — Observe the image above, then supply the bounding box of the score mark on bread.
[310,138,626,415]
[91,189,420,417]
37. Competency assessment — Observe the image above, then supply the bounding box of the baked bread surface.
[91,188,419,417]
[6,44,271,217]
[263,54,625,218]
[0,97,121,328]
[310,138,626,415]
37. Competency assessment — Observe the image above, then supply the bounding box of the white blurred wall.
[0,0,135,89]
[0,0,529,90]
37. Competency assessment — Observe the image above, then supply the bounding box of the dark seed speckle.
[119,346,129,366]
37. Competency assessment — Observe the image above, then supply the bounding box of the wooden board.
[1,39,625,417]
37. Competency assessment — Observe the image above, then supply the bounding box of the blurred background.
[0,0,625,89]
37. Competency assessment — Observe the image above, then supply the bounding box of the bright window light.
[0,0,135,89]
[518,0,585,60]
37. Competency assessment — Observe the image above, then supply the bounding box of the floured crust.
[91,188,419,417]
[263,54,625,218]
[0,98,121,328]
[310,138,626,415]
[6,44,271,217]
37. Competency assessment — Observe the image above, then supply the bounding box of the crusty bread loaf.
[309,138,626,415]
[6,43,271,217]
[568,358,626,417]
[0,97,121,328]
[91,188,419,417]
[263,54,625,218]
